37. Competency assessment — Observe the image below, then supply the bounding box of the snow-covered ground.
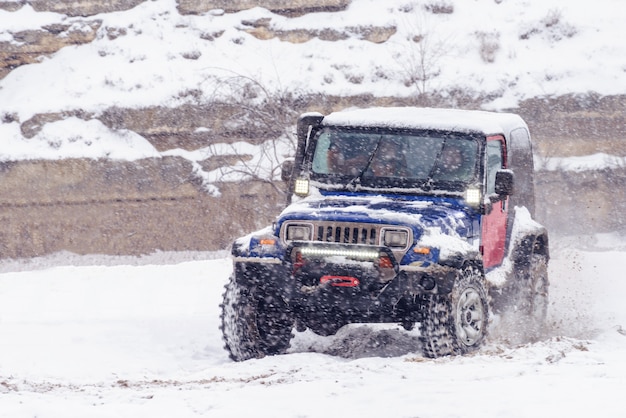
[1,1,626,416]
[1,233,625,418]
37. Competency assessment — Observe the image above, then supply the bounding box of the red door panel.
[481,136,508,269]
[482,199,508,268]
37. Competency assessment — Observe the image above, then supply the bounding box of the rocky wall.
[0,158,283,259]
[0,156,624,259]
[176,0,351,16]
[0,19,101,79]
[0,0,351,16]
[27,0,145,16]
[534,167,626,236]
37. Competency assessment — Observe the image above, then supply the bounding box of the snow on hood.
[417,224,478,262]
[278,194,476,240]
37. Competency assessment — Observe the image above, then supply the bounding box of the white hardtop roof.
[322,107,527,136]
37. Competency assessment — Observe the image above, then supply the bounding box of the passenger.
[434,144,472,181]
[327,138,368,175]
[370,140,407,177]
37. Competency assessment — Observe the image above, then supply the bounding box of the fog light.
[464,187,481,207]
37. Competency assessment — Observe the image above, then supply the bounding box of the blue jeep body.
[222,107,549,361]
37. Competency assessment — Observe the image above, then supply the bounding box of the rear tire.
[489,241,550,344]
[420,264,489,358]
[220,273,294,361]
[517,253,549,340]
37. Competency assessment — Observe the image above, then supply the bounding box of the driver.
[327,137,367,176]
[434,144,472,181]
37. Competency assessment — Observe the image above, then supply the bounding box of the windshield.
[310,127,479,191]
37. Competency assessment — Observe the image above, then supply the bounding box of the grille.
[281,221,380,245]
[314,223,379,245]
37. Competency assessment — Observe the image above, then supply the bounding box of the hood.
[278,194,477,239]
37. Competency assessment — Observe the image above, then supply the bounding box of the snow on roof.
[321,107,526,136]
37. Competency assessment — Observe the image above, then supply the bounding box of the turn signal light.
[413,247,431,255]
[379,255,394,269]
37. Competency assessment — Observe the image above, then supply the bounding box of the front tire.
[420,264,489,358]
[220,272,295,361]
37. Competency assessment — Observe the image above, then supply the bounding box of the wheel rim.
[455,287,486,347]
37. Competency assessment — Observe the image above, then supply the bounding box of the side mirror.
[281,160,295,182]
[494,169,514,196]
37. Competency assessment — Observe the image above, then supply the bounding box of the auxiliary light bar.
[299,247,380,260]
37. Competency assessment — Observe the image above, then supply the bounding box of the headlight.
[286,224,312,241]
[382,229,409,248]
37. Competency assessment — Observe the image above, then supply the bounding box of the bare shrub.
[181,50,202,60]
[199,69,304,196]
[176,88,203,102]
[519,8,577,41]
[394,10,452,98]
[372,66,390,81]
[423,1,454,14]
[199,30,224,41]
[542,8,564,28]
[475,31,500,63]
[1,112,18,124]
[346,72,364,84]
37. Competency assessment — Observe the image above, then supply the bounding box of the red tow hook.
[320,275,360,287]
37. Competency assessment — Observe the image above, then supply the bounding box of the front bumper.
[233,242,459,326]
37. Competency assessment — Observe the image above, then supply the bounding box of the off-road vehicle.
[221,107,549,360]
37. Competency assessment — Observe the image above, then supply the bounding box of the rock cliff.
[0,0,624,258]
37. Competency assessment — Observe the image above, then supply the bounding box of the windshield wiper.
[422,138,448,190]
[346,135,383,191]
